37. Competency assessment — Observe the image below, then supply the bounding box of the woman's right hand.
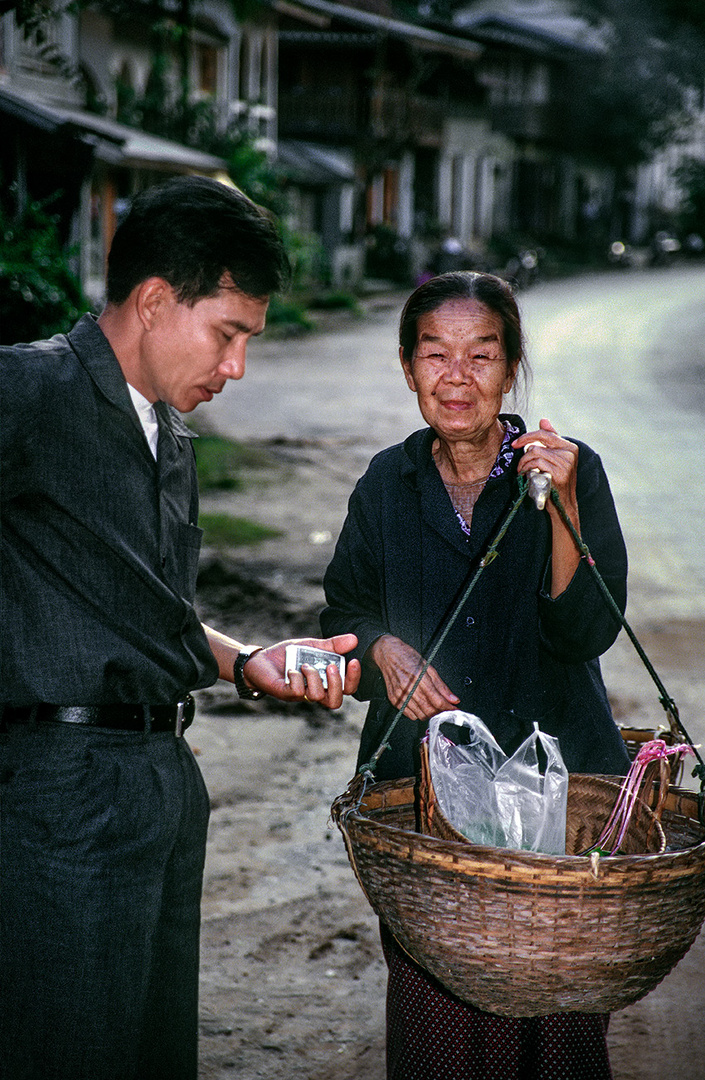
[368,634,460,721]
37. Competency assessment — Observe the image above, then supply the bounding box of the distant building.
[0,1,275,303]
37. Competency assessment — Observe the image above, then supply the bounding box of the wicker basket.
[332,773,705,1017]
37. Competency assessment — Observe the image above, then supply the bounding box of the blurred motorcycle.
[648,231,681,267]
[504,248,541,289]
[607,240,634,268]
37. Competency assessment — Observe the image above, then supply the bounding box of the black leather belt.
[1,696,195,737]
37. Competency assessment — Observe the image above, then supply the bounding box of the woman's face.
[401,298,517,445]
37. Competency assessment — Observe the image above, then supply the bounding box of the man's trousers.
[0,719,210,1080]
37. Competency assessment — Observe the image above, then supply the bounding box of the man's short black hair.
[106,175,291,305]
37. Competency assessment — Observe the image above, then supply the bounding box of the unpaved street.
[193,267,705,1079]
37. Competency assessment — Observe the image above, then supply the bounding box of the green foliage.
[569,1,705,167]
[0,193,89,344]
[308,291,361,314]
[564,28,684,166]
[264,295,314,331]
[194,433,273,491]
[673,156,705,233]
[198,512,282,548]
[223,135,286,215]
[279,225,326,290]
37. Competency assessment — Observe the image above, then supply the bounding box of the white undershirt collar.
[127,383,159,460]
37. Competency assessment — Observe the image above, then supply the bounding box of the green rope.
[357,475,704,820]
[549,486,705,822]
[357,478,530,778]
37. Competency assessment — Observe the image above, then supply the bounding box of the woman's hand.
[369,634,460,721]
[513,418,581,596]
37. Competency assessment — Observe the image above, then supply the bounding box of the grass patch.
[194,434,272,492]
[199,512,282,548]
[309,290,362,314]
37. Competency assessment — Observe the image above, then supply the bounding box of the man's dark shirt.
[0,315,219,704]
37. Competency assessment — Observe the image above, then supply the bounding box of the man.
[0,175,360,1079]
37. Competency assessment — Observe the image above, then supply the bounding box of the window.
[196,41,218,96]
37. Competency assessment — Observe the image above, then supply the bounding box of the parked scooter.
[682,232,705,258]
[504,247,541,289]
[607,239,634,268]
[648,230,681,267]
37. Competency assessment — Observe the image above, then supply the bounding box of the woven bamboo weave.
[332,775,705,1017]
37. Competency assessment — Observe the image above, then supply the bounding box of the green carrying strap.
[355,477,705,824]
[548,486,705,823]
[356,477,531,778]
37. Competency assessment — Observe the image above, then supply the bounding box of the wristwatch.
[233,646,265,700]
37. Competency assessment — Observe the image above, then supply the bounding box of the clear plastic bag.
[427,711,569,854]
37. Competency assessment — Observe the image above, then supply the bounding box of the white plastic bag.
[427,711,568,854]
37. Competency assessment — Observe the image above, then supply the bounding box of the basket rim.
[335,774,705,871]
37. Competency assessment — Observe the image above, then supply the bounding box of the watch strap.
[233,646,265,700]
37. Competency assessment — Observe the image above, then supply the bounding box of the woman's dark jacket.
[321,415,631,781]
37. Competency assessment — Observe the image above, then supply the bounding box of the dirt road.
[193,271,705,1079]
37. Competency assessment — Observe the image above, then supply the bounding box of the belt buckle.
[174,694,195,737]
[175,698,186,738]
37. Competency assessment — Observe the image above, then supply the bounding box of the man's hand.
[242,635,361,709]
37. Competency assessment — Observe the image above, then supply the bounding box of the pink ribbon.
[592,739,694,854]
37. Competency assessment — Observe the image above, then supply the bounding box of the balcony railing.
[489,101,562,142]
[278,86,362,140]
[278,84,446,146]
[370,86,445,146]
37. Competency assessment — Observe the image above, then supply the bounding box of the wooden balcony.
[278,83,446,147]
[370,86,445,147]
[488,101,562,142]
[278,86,363,141]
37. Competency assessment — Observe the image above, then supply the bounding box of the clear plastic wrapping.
[427,711,568,854]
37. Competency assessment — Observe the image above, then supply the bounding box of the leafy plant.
[0,192,89,344]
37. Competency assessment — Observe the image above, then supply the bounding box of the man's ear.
[134,277,173,331]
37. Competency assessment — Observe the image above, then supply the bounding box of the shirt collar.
[67,313,135,413]
[67,314,195,440]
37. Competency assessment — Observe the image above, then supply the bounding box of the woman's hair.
[106,175,291,305]
[398,271,530,399]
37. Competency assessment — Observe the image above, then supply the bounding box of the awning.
[277,141,358,186]
[0,85,227,174]
[272,0,483,60]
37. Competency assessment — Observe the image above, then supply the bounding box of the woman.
[321,271,630,1079]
